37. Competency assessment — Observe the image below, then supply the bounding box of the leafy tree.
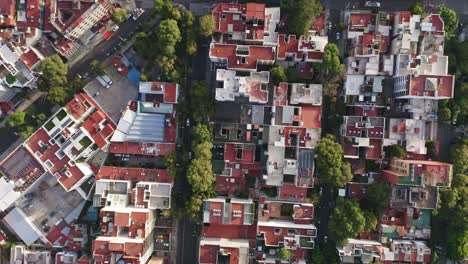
[69,77,84,95]
[182,10,194,29]
[198,15,215,38]
[446,206,468,261]
[271,66,287,86]
[193,141,213,160]
[282,0,323,36]
[134,32,151,57]
[438,107,452,122]
[47,86,68,106]
[363,210,378,232]
[90,60,105,77]
[410,2,425,16]
[360,181,390,217]
[140,73,149,82]
[18,125,34,139]
[154,0,180,20]
[37,55,68,92]
[35,113,47,125]
[193,124,212,144]
[323,43,344,75]
[111,8,128,24]
[185,194,204,221]
[315,134,352,187]
[186,32,197,56]
[8,112,26,127]
[164,152,177,178]
[277,247,292,261]
[329,198,366,245]
[451,141,468,175]
[425,141,436,159]
[191,81,214,123]
[187,158,215,194]
[155,19,181,55]
[436,5,459,35]
[310,242,340,264]
[383,144,407,159]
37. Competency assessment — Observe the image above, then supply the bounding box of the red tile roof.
[398,11,412,24]
[409,75,454,98]
[224,143,255,164]
[25,128,85,190]
[428,14,444,35]
[96,166,174,183]
[348,13,376,31]
[279,184,308,201]
[109,142,175,156]
[0,0,16,26]
[210,44,275,71]
[20,49,41,69]
[163,83,178,103]
[202,223,257,240]
[258,225,316,247]
[16,0,40,29]
[274,83,289,106]
[300,106,321,129]
[212,3,246,33]
[310,14,325,32]
[245,3,265,20]
[200,244,241,264]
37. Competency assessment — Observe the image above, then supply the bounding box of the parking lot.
[84,67,139,123]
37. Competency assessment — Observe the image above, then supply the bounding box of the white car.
[336,32,340,40]
[365,1,381,7]
[112,25,119,32]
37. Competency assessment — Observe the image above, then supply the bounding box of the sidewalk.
[0,90,46,128]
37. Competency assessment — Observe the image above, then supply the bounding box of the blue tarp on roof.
[127,67,140,87]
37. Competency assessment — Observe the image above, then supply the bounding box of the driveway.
[84,68,139,123]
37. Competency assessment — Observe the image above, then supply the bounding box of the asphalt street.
[175,39,211,264]
[68,10,154,78]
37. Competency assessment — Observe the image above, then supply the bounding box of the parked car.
[96,76,110,89]
[365,1,381,7]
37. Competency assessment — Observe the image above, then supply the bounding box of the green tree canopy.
[315,135,352,187]
[329,198,366,245]
[198,15,215,38]
[154,0,180,20]
[438,107,452,122]
[360,181,390,217]
[383,144,407,159]
[436,5,459,35]
[410,2,425,16]
[38,55,68,92]
[111,8,128,24]
[363,211,378,232]
[193,124,212,144]
[282,0,323,36]
[193,141,213,160]
[90,60,105,77]
[187,157,215,205]
[18,125,34,139]
[323,43,344,75]
[191,81,214,123]
[451,140,468,175]
[277,247,292,261]
[271,66,287,86]
[8,111,26,127]
[186,32,197,56]
[47,86,68,106]
[155,19,182,55]
[164,152,177,178]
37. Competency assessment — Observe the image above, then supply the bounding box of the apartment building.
[92,166,174,264]
[199,198,256,264]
